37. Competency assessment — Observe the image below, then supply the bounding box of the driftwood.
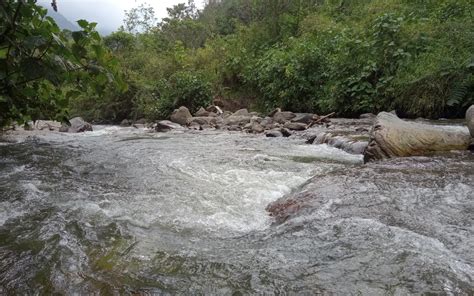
[308,112,336,128]
[364,112,471,162]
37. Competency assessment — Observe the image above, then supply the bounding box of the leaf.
[72,31,87,44]
[0,48,7,59]
[77,19,89,29]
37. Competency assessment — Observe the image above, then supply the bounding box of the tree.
[0,0,125,127]
[123,4,157,34]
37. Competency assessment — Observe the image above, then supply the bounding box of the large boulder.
[195,107,210,117]
[291,113,315,124]
[189,116,219,126]
[466,105,474,137]
[69,117,93,133]
[273,111,296,124]
[364,112,471,162]
[170,106,192,126]
[233,108,250,117]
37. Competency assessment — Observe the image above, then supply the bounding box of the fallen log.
[308,112,336,128]
[363,112,471,162]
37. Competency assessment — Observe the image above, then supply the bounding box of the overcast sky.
[38,0,205,34]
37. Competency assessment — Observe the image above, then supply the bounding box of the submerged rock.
[265,130,283,137]
[364,112,471,162]
[170,106,192,126]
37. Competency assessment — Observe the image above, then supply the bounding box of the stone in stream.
[466,105,474,137]
[155,120,184,132]
[291,113,315,124]
[284,122,307,131]
[233,108,250,117]
[251,122,265,133]
[189,116,219,126]
[360,113,376,119]
[120,119,132,127]
[265,130,283,137]
[170,106,192,126]
[224,115,251,126]
[364,112,471,162]
[195,107,210,117]
[68,117,93,133]
[34,120,62,131]
[273,111,296,124]
[280,128,292,137]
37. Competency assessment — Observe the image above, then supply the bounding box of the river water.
[0,126,472,294]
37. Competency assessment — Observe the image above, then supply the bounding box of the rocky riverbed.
[0,110,473,294]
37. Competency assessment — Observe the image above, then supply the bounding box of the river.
[0,126,472,294]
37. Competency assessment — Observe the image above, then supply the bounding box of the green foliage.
[0,0,125,127]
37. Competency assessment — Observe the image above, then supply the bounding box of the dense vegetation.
[2,0,474,126]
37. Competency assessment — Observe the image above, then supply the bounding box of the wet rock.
[170,106,192,126]
[227,125,241,131]
[222,111,233,118]
[273,111,296,124]
[284,122,307,131]
[265,130,283,138]
[120,119,132,127]
[292,113,314,124]
[155,120,184,132]
[466,105,474,137]
[364,112,471,162]
[280,128,292,137]
[69,117,93,133]
[188,121,202,130]
[34,120,62,131]
[59,124,69,132]
[360,113,376,119]
[135,118,147,124]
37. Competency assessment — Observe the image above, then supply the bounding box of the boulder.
[233,108,250,117]
[283,122,307,131]
[155,120,184,132]
[268,108,281,117]
[206,105,223,115]
[34,120,62,131]
[360,113,376,119]
[224,115,251,126]
[364,112,471,162]
[222,111,233,118]
[291,113,314,124]
[195,107,210,117]
[265,130,283,138]
[120,119,132,127]
[190,116,218,126]
[466,105,474,137]
[68,117,93,132]
[251,122,265,133]
[170,106,192,126]
[135,118,147,124]
[273,111,296,124]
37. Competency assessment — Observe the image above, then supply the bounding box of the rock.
[206,105,223,115]
[283,122,307,131]
[224,115,251,126]
[135,118,147,124]
[364,112,471,162]
[233,108,250,117]
[291,113,314,124]
[273,111,296,124]
[227,125,241,131]
[280,128,292,137]
[360,113,376,119]
[268,108,281,117]
[69,117,93,132]
[195,107,210,117]
[59,124,69,133]
[251,122,265,133]
[120,119,132,127]
[222,111,233,118]
[188,121,202,130]
[466,105,474,137]
[170,106,192,126]
[155,120,184,132]
[190,116,218,126]
[265,130,283,137]
[34,120,62,131]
